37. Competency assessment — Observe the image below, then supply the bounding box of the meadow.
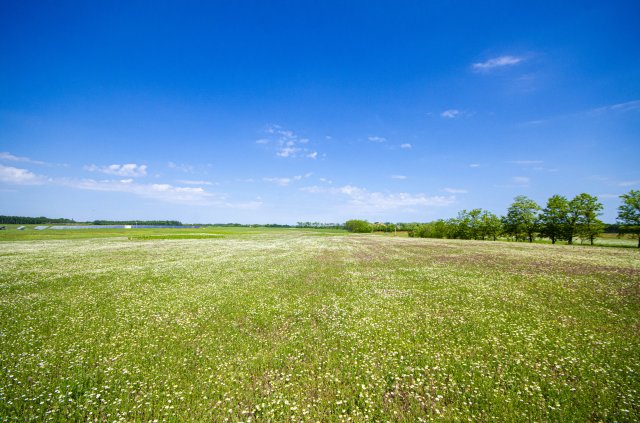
[0,228,639,421]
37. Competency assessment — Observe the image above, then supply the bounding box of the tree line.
[346,189,640,247]
[0,215,76,224]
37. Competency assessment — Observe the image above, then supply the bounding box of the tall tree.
[572,193,604,245]
[539,195,569,244]
[617,189,640,248]
[502,196,540,242]
[479,210,502,241]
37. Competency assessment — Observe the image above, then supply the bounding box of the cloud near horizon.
[0,164,258,208]
[302,185,455,211]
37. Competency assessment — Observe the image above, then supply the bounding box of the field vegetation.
[1,228,639,421]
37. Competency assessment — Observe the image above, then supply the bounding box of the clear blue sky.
[1,1,639,223]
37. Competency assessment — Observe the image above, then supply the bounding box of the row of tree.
[346,190,640,247]
[0,215,76,224]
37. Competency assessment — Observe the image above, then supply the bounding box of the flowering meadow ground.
[0,228,639,421]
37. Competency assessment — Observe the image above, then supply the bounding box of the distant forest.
[0,216,182,226]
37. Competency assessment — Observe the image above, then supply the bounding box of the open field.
[1,228,639,421]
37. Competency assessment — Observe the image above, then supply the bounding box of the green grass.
[0,229,639,421]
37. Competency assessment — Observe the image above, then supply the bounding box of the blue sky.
[1,1,639,223]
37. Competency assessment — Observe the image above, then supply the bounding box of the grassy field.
[1,228,639,421]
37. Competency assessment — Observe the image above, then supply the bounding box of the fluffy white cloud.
[391,175,407,180]
[0,165,45,185]
[368,136,386,143]
[261,125,318,159]
[400,143,412,149]
[441,109,460,118]
[85,163,147,177]
[472,55,524,71]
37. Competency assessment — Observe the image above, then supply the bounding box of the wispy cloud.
[176,179,214,186]
[442,187,468,194]
[469,163,481,168]
[263,177,292,186]
[590,100,640,115]
[400,143,412,149]
[85,163,148,177]
[261,124,318,159]
[391,175,407,180]
[0,151,47,165]
[513,176,530,186]
[167,161,196,173]
[509,160,543,165]
[1,164,259,208]
[521,99,640,126]
[598,193,621,199]
[441,109,460,119]
[472,55,524,71]
[302,185,455,211]
[619,180,640,187]
[263,172,313,187]
[368,136,387,143]
[0,164,46,185]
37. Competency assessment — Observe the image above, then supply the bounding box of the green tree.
[617,189,640,248]
[479,210,502,241]
[539,195,569,244]
[502,196,540,242]
[572,193,604,245]
[345,219,373,233]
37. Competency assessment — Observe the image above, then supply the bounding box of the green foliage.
[617,189,640,248]
[344,219,373,233]
[572,193,604,245]
[539,195,569,244]
[502,196,541,242]
[0,215,76,224]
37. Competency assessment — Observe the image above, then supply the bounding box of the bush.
[345,219,373,233]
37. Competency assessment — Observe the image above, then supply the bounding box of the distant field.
[0,228,639,421]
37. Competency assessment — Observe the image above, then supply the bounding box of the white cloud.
[368,136,387,143]
[513,176,530,186]
[301,184,455,211]
[472,55,524,71]
[85,163,147,177]
[0,164,256,208]
[176,179,214,186]
[261,125,318,159]
[167,162,195,173]
[590,100,640,115]
[619,180,640,187]
[400,143,412,149]
[441,109,460,119]
[0,165,45,185]
[264,173,312,186]
[469,163,481,168]
[598,193,621,199]
[0,152,47,165]
[442,187,468,194]
[391,175,407,180]
[263,177,291,186]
